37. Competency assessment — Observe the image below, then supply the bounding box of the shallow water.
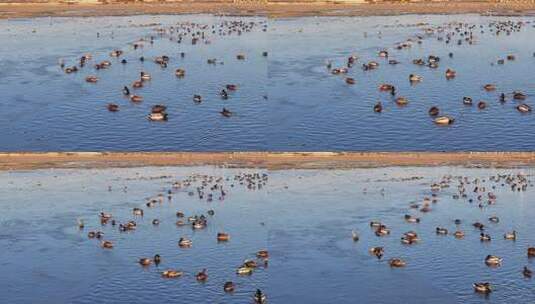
[1,166,535,303]
[2,14,535,151]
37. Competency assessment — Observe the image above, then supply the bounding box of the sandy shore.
[2,2,535,19]
[2,152,535,170]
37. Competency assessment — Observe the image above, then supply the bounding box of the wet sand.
[2,152,535,170]
[2,2,535,19]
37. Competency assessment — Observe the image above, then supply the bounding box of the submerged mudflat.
[2,14,535,151]
[1,166,535,303]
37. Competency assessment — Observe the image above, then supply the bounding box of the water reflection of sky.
[1,166,535,303]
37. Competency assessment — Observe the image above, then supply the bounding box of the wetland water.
[2,14,535,151]
[1,166,535,303]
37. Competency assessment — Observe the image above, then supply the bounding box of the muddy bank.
[1,152,535,170]
[2,2,535,19]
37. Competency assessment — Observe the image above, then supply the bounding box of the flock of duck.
[60,20,268,121]
[79,172,269,303]
[351,172,534,295]
[327,20,533,125]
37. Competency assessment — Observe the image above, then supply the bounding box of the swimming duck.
[473,222,485,230]
[463,97,473,105]
[256,250,269,258]
[395,97,408,106]
[436,227,448,235]
[140,72,151,81]
[193,95,202,103]
[196,269,208,282]
[504,231,517,240]
[236,54,245,60]
[513,91,527,100]
[488,216,499,223]
[139,258,152,266]
[484,84,496,91]
[101,240,114,249]
[388,59,400,65]
[351,230,359,242]
[162,269,183,278]
[379,84,394,92]
[428,106,440,116]
[346,77,356,85]
[107,103,119,112]
[401,232,420,245]
[254,289,266,304]
[176,220,185,227]
[477,101,487,109]
[220,108,233,117]
[154,254,161,265]
[130,95,143,103]
[174,68,186,77]
[378,50,389,58]
[152,219,160,225]
[473,282,492,294]
[480,233,491,242]
[262,51,268,57]
[132,80,143,88]
[375,225,390,236]
[369,247,384,259]
[217,232,230,242]
[148,112,168,121]
[373,102,383,113]
[133,208,143,216]
[404,214,420,223]
[528,247,535,257]
[409,74,423,83]
[523,266,533,278]
[236,266,253,275]
[517,104,532,113]
[85,75,98,83]
[389,258,406,267]
[445,68,456,79]
[370,221,382,228]
[220,89,228,99]
[176,211,185,218]
[434,116,454,125]
[223,281,235,292]
[454,231,465,239]
[485,255,502,266]
[178,237,192,248]
[226,84,237,91]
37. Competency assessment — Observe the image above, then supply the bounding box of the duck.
[378,50,389,58]
[473,282,492,294]
[175,68,186,77]
[220,108,233,117]
[409,74,423,83]
[154,254,161,265]
[395,97,408,106]
[379,84,394,92]
[152,219,160,225]
[375,225,390,236]
[133,208,143,216]
[243,260,257,268]
[370,221,382,228]
[178,237,192,248]
[523,266,533,278]
[373,102,383,113]
[345,77,356,85]
[434,116,454,125]
[404,214,420,223]
[369,247,384,259]
[226,84,237,91]
[140,72,151,81]
[428,106,440,116]
[463,96,473,105]
[257,249,269,258]
[389,258,406,267]
[196,269,208,282]
[101,240,114,249]
[478,101,487,109]
[193,95,202,103]
[480,233,491,242]
[504,231,517,240]
[351,230,359,242]
[401,232,420,245]
[517,104,532,113]
[488,216,499,223]
[148,112,168,121]
[485,255,502,266]
[436,227,448,235]
[107,103,119,112]
[220,89,229,99]
[139,258,152,266]
[161,269,183,278]
[217,232,230,242]
[85,75,98,83]
[132,80,143,88]
[130,95,143,103]
[236,266,253,275]
[484,84,496,91]
[223,281,235,292]
[528,247,535,257]
[253,289,266,304]
[513,91,527,100]
[454,230,465,239]
[445,68,456,79]
[236,54,245,60]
